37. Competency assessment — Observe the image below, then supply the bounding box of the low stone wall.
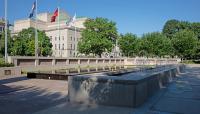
[68,65,185,107]
[8,56,179,67]
[0,67,21,77]
[124,58,180,66]
[8,56,124,67]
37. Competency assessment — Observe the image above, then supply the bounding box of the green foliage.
[0,30,13,57]
[78,17,118,57]
[138,32,174,57]
[191,22,200,39]
[181,60,200,64]
[163,19,181,38]
[0,58,14,67]
[118,32,174,58]
[172,30,198,59]
[118,33,138,57]
[10,27,52,56]
[163,19,192,38]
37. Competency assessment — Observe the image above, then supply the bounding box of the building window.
[55,44,57,50]
[59,36,60,41]
[55,37,57,41]
[50,36,52,42]
[70,51,72,56]
[74,44,75,50]
[70,44,72,49]
[71,36,73,41]
[59,44,60,50]
[62,36,64,41]
[62,44,64,50]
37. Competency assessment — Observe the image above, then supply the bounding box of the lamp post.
[35,0,38,57]
[4,0,8,62]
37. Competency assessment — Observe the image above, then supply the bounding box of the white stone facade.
[13,11,87,57]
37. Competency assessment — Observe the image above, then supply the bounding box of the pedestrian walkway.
[0,65,200,114]
[34,65,200,114]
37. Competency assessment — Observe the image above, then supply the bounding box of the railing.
[6,56,180,73]
[8,56,124,67]
[8,56,180,67]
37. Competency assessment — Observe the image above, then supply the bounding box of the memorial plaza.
[0,64,200,114]
[1,0,200,114]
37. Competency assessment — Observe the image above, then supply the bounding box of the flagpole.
[74,13,77,57]
[35,0,38,57]
[4,0,8,62]
[58,7,61,57]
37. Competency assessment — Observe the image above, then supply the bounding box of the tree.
[191,22,200,40]
[137,32,174,57]
[10,27,52,56]
[118,33,137,57]
[163,19,192,39]
[163,19,180,38]
[0,30,13,57]
[172,30,198,59]
[78,18,118,57]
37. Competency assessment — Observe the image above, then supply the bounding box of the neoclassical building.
[0,18,5,36]
[13,10,87,57]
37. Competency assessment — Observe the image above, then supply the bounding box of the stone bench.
[68,65,185,107]
[0,67,21,77]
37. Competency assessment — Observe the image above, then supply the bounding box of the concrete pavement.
[0,65,200,114]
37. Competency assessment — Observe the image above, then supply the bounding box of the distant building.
[0,18,5,35]
[13,10,87,57]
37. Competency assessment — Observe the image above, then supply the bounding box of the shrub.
[0,58,14,67]
[181,60,200,64]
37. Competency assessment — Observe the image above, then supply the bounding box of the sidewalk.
[34,65,200,114]
[0,65,200,114]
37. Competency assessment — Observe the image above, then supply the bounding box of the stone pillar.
[52,59,56,66]
[87,59,90,64]
[87,68,90,72]
[66,59,69,65]
[35,59,39,66]
[78,59,81,65]
[96,59,98,64]
[78,68,81,73]
[14,59,18,66]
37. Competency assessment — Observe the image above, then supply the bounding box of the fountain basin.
[68,65,185,107]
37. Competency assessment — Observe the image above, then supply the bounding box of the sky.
[0,0,200,36]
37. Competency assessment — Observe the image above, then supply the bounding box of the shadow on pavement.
[0,76,28,85]
[0,85,67,114]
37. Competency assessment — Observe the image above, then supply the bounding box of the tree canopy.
[0,27,52,56]
[1,18,200,60]
[118,33,138,57]
[172,30,198,59]
[140,32,174,57]
[118,32,174,58]
[0,30,13,57]
[78,17,118,57]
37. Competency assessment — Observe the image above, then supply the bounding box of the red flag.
[51,8,58,22]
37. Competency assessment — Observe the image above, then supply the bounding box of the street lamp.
[4,0,8,62]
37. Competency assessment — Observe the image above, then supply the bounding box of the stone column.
[78,59,81,65]
[52,59,56,66]
[35,59,39,66]
[66,59,69,65]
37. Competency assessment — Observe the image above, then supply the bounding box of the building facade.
[0,18,5,35]
[13,11,87,57]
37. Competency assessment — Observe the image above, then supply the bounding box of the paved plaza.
[0,65,200,114]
